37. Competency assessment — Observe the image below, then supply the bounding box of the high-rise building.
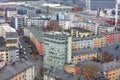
[86,0,117,10]
[44,32,72,69]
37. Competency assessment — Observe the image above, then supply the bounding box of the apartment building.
[10,15,27,29]
[72,34,106,49]
[44,69,79,80]
[44,32,72,69]
[26,14,49,27]
[97,23,115,34]
[71,27,92,38]
[102,31,120,46]
[72,36,94,49]
[0,37,9,62]
[24,26,44,55]
[64,60,120,80]
[72,48,98,64]
[0,37,19,63]
[0,61,35,80]
[0,47,8,62]
[79,22,98,35]
[0,23,18,48]
[9,46,19,62]
[5,8,17,18]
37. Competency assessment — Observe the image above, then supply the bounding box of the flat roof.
[72,34,103,41]
[0,47,8,51]
[0,23,16,32]
[44,31,71,39]
[72,27,92,33]
[42,3,73,8]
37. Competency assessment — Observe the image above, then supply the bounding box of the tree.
[78,64,99,80]
[97,51,114,63]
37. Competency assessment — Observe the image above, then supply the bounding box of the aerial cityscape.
[0,0,120,80]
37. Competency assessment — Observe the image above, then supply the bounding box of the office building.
[44,32,72,69]
[10,15,27,29]
[86,0,117,10]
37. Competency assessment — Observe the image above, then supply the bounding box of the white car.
[23,48,26,50]
[20,46,23,48]
[24,52,26,54]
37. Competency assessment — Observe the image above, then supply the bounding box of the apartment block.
[0,47,8,62]
[44,69,79,80]
[10,15,27,29]
[0,37,19,63]
[44,32,72,69]
[24,26,44,55]
[105,31,120,45]
[0,23,18,48]
[0,61,35,80]
[71,27,92,38]
[64,60,120,80]
[72,34,106,49]
[71,48,98,64]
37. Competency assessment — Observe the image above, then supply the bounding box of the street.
[18,35,43,79]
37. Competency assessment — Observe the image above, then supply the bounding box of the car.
[20,46,23,48]
[28,45,32,48]
[24,52,26,55]
[23,48,26,50]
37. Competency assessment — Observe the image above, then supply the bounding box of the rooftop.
[99,23,114,27]
[72,43,120,58]
[42,3,73,8]
[72,48,98,56]
[0,61,34,80]
[98,43,120,58]
[76,60,120,72]
[0,47,8,51]
[72,34,103,41]
[25,26,44,42]
[44,31,71,39]
[44,69,79,80]
[0,23,16,32]
[72,27,92,33]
